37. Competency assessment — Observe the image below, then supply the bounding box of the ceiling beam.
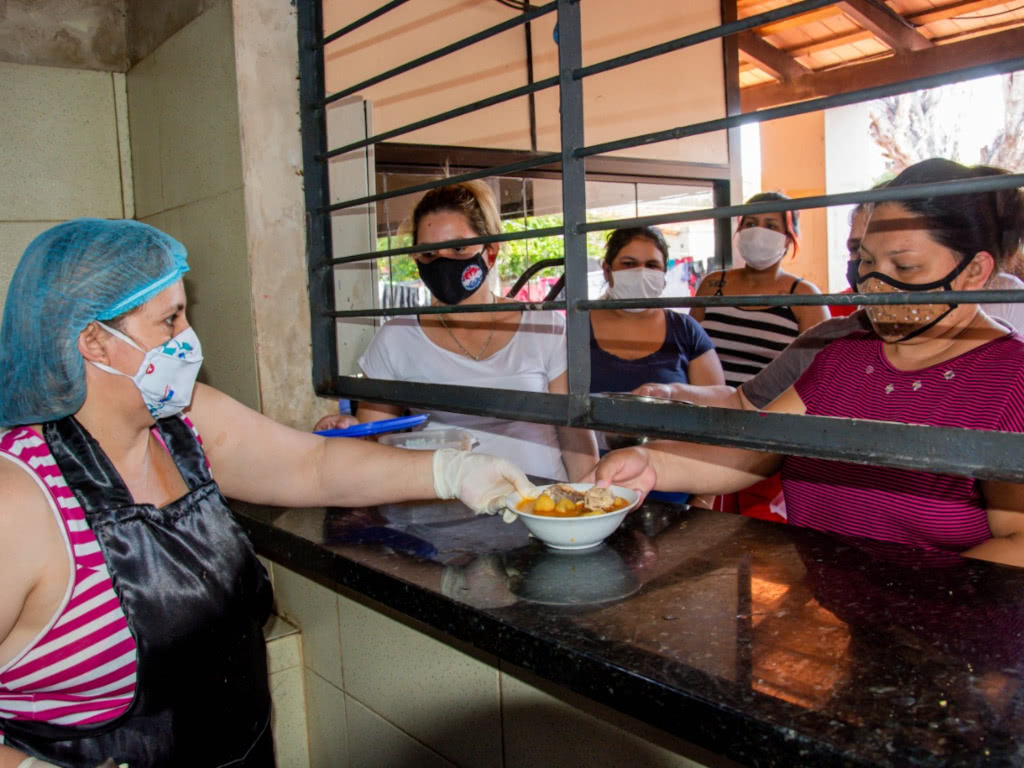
[908,0,1013,26]
[838,0,933,51]
[740,24,1024,111]
[758,0,1012,57]
[737,30,812,81]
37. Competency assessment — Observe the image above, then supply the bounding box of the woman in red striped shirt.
[592,158,1024,566]
[0,219,535,767]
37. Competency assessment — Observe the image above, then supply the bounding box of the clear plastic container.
[377,428,479,452]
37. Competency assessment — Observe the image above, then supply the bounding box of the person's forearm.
[962,534,1024,567]
[308,439,438,507]
[0,746,52,768]
[356,400,402,423]
[557,426,600,482]
[666,382,743,409]
[646,439,780,495]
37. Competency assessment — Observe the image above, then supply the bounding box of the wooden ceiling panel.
[734,0,1024,109]
[784,29,875,57]
[756,7,846,36]
[742,24,1024,111]
[910,0,1018,25]
[762,27,815,48]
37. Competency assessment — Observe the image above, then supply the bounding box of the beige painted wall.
[322,0,727,164]
[0,61,131,318]
[759,111,829,293]
[126,0,260,410]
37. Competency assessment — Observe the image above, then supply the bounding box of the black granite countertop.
[233,495,1024,768]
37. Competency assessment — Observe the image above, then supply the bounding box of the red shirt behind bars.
[782,330,1024,554]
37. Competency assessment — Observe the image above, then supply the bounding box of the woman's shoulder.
[985,331,1024,368]
[663,309,703,332]
[0,446,55,554]
[374,315,421,336]
[695,270,728,294]
[518,307,566,332]
[364,315,422,352]
[785,274,822,294]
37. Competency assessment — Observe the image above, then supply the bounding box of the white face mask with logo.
[734,227,788,270]
[90,322,204,419]
[606,267,667,312]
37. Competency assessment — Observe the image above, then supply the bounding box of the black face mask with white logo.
[416,250,490,305]
[847,255,975,341]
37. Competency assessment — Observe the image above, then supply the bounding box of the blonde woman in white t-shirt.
[350,180,598,482]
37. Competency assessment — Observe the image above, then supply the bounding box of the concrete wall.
[0,61,131,315]
[0,0,214,72]
[0,0,127,70]
[126,0,259,410]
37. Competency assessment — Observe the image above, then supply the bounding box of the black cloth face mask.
[847,254,975,341]
[416,249,490,305]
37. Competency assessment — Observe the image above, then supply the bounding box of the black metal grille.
[297,0,1024,482]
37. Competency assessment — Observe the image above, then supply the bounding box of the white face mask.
[90,322,204,419]
[734,227,788,270]
[606,267,667,312]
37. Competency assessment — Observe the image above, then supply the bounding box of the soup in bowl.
[505,482,642,550]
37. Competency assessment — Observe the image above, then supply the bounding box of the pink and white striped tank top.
[0,426,137,734]
[784,331,1024,553]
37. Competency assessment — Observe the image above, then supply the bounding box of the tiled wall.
[125,0,261,411]
[272,562,720,768]
[0,62,131,318]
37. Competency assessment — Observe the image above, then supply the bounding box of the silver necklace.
[438,313,496,361]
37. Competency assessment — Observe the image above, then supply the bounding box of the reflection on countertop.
[233,495,1024,767]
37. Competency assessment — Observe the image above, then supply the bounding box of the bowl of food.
[505,482,642,550]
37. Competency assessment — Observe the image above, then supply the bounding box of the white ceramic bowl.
[505,483,641,551]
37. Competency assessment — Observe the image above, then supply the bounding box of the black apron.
[3,415,275,767]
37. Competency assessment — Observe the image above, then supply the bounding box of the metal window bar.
[319,0,411,48]
[298,0,1024,480]
[321,1,557,106]
[319,0,834,161]
[331,172,1024,266]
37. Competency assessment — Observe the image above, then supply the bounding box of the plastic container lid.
[377,428,479,452]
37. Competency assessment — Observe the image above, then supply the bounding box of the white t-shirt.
[984,272,1024,333]
[359,310,569,480]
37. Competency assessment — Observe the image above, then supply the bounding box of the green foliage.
[375,213,612,287]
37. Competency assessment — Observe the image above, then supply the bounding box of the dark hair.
[409,180,501,247]
[603,227,669,267]
[741,191,801,256]
[885,158,1024,271]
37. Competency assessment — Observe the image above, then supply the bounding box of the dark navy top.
[590,310,716,393]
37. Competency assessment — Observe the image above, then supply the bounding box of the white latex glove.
[432,449,538,517]
[17,758,61,768]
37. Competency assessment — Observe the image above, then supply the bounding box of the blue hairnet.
[0,218,189,426]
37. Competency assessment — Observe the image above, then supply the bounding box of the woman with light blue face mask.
[590,226,724,396]
[0,218,536,768]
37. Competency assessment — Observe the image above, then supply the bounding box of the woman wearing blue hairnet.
[0,219,537,768]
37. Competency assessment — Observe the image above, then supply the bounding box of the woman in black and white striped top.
[692,192,829,388]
